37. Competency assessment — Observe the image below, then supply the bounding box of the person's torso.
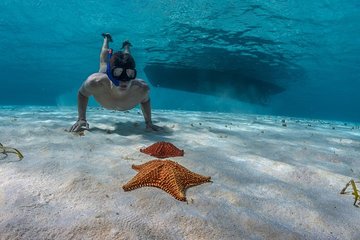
[83,73,149,110]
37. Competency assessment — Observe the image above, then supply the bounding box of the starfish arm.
[171,161,211,186]
[131,160,164,171]
[145,181,186,201]
[123,172,159,191]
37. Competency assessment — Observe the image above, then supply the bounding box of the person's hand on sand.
[69,119,89,132]
[146,121,163,132]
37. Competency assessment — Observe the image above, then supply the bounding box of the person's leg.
[99,33,113,73]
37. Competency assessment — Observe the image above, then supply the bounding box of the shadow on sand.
[89,120,175,142]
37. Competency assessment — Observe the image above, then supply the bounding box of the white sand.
[0,105,359,240]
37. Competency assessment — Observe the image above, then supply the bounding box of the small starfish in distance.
[140,141,184,158]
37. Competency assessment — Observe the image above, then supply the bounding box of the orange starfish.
[122,160,211,201]
[140,141,184,158]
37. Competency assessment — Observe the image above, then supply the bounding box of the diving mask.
[112,67,137,82]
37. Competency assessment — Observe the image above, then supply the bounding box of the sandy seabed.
[0,105,359,240]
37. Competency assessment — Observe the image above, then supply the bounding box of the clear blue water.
[0,1,359,122]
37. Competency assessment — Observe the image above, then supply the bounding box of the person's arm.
[140,99,163,131]
[69,92,89,132]
[77,91,88,121]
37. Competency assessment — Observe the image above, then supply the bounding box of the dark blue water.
[0,1,359,122]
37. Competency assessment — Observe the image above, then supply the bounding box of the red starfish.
[140,141,184,158]
[122,159,211,201]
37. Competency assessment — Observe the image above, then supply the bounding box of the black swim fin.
[121,40,132,49]
[101,33,113,42]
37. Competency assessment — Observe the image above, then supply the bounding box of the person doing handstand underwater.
[70,33,162,132]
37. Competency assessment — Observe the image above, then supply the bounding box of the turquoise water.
[0,1,359,122]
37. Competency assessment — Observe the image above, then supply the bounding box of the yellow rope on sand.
[0,143,24,160]
[340,179,360,207]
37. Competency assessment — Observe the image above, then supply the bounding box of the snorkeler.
[69,33,162,132]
